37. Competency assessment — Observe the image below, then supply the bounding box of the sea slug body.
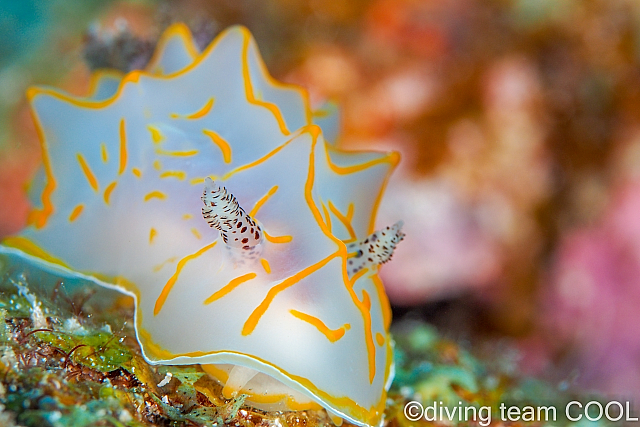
[1,23,402,427]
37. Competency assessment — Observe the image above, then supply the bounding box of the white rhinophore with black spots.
[201,177,263,250]
[346,221,405,276]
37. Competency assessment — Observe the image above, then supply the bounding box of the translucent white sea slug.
[0,24,404,426]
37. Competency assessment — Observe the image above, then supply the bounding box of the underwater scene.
[0,0,639,426]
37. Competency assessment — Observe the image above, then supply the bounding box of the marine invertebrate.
[1,23,401,426]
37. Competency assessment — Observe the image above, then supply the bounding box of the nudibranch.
[1,23,403,426]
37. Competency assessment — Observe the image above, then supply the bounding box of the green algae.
[33,330,133,373]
